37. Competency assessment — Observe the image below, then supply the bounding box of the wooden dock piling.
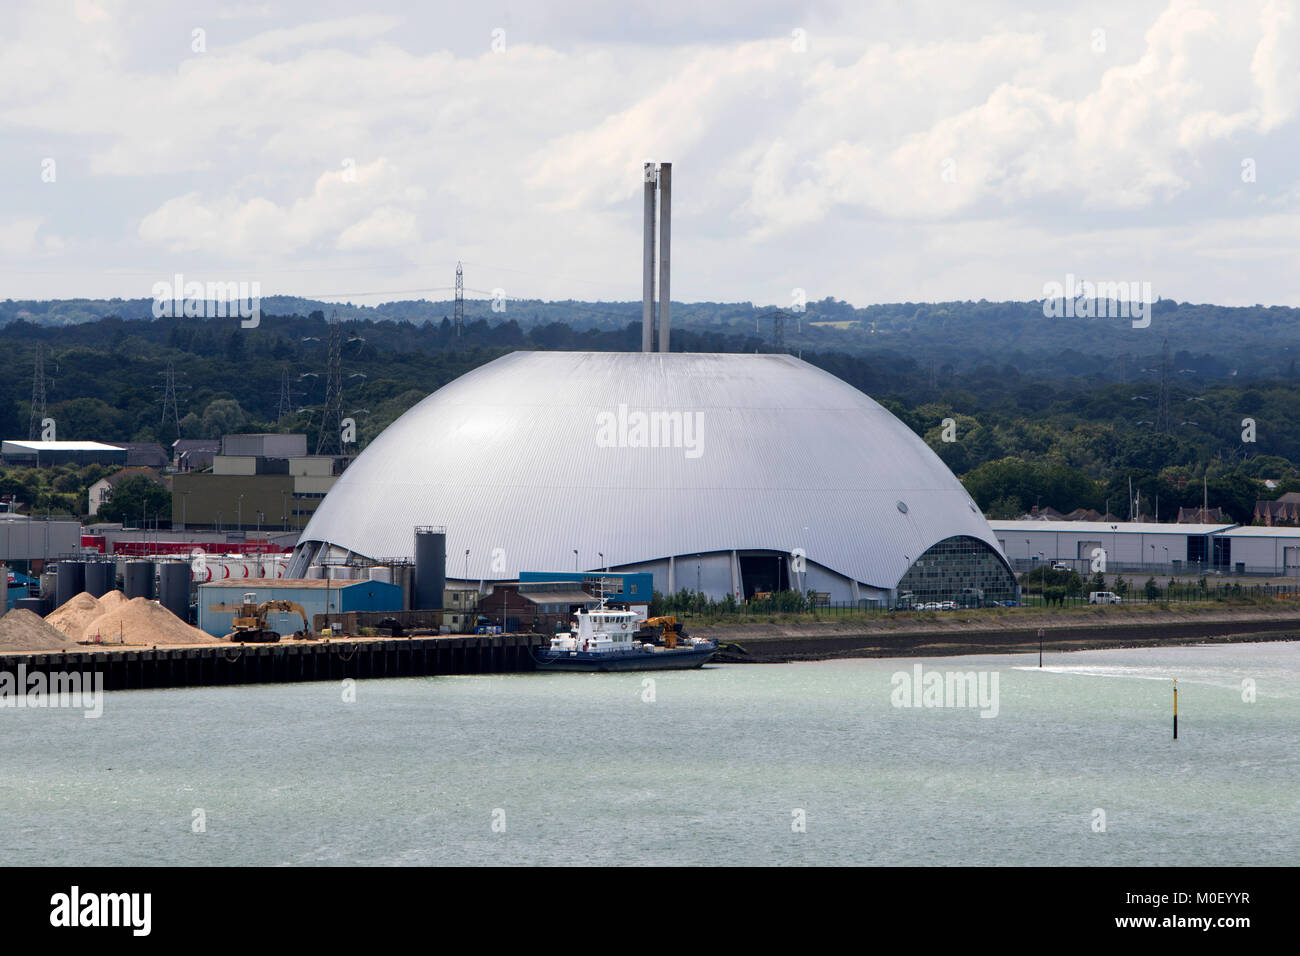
[0,635,548,693]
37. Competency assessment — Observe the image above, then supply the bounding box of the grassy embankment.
[678,596,1300,634]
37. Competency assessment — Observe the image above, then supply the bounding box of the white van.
[1089,591,1123,605]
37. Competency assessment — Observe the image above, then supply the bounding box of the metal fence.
[1015,559,1300,579]
[1017,582,1300,608]
[664,583,1298,622]
[666,598,886,622]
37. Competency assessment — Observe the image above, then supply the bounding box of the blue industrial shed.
[198,578,403,637]
[517,571,653,606]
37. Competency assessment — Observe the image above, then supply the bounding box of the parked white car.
[1088,591,1123,604]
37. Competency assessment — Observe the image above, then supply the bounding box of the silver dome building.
[289,350,1017,606]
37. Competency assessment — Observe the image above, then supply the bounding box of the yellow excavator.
[639,616,686,649]
[210,593,315,643]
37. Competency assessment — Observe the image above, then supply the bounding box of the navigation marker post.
[1173,679,1178,740]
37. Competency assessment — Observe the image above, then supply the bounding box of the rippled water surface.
[3,642,1296,865]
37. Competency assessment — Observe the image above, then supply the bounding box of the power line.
[1156,338,1172,434]
[159,361,184,443]
[28,344,46,440]
[315,315,345,456]
[455,262,464,343]
[276,366,293,422]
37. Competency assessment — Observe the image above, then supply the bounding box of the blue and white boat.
[533,599,716,672]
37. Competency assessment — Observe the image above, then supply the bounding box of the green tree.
[97,475,170,525]
[198,399,247,438]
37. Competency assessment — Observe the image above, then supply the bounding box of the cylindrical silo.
[413,527,446,610]
[368,566,393,584]
[389,564,413,611]
[124,561,154,599]
[84,562,114,598]
[55,561,86,607]
[158,562,191,622]
[15,597,46,615]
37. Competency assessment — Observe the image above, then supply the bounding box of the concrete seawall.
[0,635,549,692]
[713,617,1300,662]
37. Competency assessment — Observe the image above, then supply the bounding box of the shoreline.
[3,608,1297,689]
[709,616,1300,662]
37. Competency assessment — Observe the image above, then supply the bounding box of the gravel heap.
[0,609,75,652]
[45,592,104,640]
[82,597,219,646]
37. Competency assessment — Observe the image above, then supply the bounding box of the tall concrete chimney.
[642,162,656,352]
[657,162,671,352]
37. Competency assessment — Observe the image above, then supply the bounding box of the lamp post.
[573,549,578,572]
[464,549,470,583]
[281,491,288,530]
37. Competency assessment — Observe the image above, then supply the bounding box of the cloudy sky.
[3,0,1298,309]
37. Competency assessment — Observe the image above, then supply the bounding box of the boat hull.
[533,645,716,672]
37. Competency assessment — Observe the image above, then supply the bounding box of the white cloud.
[137,158,416,256]
[0,217,45,255]
[0,0,1298,307]
[337,207,420,250]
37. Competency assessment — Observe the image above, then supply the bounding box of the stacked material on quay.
[46,592,107,641]
[98,590,129,612]
[43,590,219,647]
[82,597,219,646]
[0,609,74,652]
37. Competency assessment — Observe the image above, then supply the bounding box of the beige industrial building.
[171,433,350,531]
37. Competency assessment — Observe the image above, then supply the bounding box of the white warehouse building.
[990,520,1300,577]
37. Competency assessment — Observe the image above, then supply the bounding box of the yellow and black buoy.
[1173,678,1178,740]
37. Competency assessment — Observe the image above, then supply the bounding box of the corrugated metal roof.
[198,577,386,590]
[1220,526,1300,538]
[2,440,125,451]
[294,351,1006,590]
[989,520,1237,535]
[516,589,599,604]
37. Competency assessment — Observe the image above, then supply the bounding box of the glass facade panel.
[895,535,1017,607]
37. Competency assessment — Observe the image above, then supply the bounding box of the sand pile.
[0,609,74,652]
[97,590,129,611]
[82,597,219,646]
[45,592,105,640]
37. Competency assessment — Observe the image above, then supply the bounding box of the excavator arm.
[213,598,314,642]
[259,600,311,636]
